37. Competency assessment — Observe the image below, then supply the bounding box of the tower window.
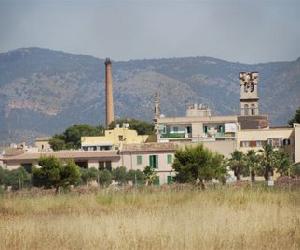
[244,104,249,115]
[251,104,255,115]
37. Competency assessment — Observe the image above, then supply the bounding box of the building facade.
[0,143,177,185]
[81,126,149,151]
[155,72,299,163]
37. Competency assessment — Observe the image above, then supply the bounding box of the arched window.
[244,104,249,115]
[251,104,255,115]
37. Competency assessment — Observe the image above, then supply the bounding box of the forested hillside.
[0,48,299,144]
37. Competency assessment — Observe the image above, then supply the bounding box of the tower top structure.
[240,72,259,116]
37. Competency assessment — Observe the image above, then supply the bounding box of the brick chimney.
[105,58,115,127]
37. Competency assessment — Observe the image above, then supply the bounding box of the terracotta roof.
[2,148,25,156]
[2,150,120,162]
[121,142,179,153]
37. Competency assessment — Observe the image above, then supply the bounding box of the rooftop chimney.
[105,58,115,127]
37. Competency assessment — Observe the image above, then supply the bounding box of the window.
[162,126,167,134]
[250,83,255,92]
[118,135,124,141]
[218,125,224,133]
[153,176,160,185]
[267,138,282,148]
[186,126,192,134]
[101,146,112,151]
[256,141,263,147]
[137,155,143,165]
[251,104,255,115]
[173,127,178,133]
[167,154,173,164]
[21,163,33,173]
[159,125,167,134]
[250,141,256,147]
[99,162,105,170]
[204,125,208,134]
[240,141,250,147]
[75,161,88,169]
[105,161,112,171]
[167,176,174,184]
[244,104,249,115]
[283,139,291,145]
[99,161,112,171]
[149,155,158,168]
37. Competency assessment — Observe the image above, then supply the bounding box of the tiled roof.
[121,142,179,153]
[2,150,120,162]
[2,148,25,156]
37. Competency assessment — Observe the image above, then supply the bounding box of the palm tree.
[228,151,246,181]
[259,144,275,181]
[143,166,158,185]
[245,150,262,182]
[273,150,291,176]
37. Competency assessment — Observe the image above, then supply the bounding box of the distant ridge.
[0,47,299,144]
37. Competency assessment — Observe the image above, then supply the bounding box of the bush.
[172,144,226,187]
[49,124,104,151]
[99,169,112,186]
[126,169,145,185]
[2,167,31,190]
[109,118,154,135]
[80,167,99,185]
[33,156,81,193]
[143,166,158,185]
[291,163,300,177]
[113,166,127,185]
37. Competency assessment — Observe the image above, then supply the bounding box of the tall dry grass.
[0,186,299,250]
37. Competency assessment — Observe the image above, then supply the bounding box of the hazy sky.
[0,0,299,63]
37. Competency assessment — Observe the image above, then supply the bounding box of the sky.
[0,0,299,63]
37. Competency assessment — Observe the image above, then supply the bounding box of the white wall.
[120,152,175,184]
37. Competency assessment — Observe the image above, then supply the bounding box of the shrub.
[172,144,226,187]
[33,156,81,193]
[99,169,112,186]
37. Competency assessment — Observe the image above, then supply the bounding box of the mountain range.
[0,47,299,145]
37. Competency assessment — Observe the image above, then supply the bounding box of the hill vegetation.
[0,48,300,144]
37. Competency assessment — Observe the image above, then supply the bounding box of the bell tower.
[240,72,259,116]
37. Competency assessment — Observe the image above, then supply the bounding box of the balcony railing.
[160,133,187,139]
[204,132,226,138]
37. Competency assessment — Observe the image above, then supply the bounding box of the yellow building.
[81,126,149,151]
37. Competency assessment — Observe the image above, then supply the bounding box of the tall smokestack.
[105,58,115,127]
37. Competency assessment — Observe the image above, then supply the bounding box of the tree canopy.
[289,106,300,125]
[0,167,31,190]
[244,150,263,182]
[49,124,104,151]
[109,118,155,135]
[32,156,81,192]
[172,144,226,187]
[143,166,158,185]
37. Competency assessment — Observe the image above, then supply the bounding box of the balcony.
[215,132,225,138]
[204,132,236,140]
[160,133,188,139]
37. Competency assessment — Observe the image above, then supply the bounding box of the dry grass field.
[0,186,299,250]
